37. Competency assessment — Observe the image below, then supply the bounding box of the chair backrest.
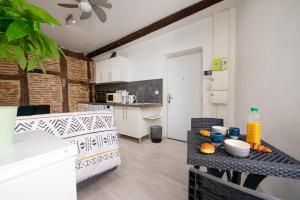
[191,118,224,131]
[189,168,280,200]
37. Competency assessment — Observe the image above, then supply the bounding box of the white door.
[167,52,202,141]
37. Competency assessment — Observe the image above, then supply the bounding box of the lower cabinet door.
[126,107,149,139]
[114,106,127,134]
[115,106,149,139]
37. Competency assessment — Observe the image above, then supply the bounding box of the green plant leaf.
[0,45,13,62]
[37,32,60,59]
[0,19,13,32]
[0,7,21,19]
[10,45,27,69]
[8,0,28,10]
[27,55,39,71]
[38,59,46,73]
[6,19,33,41]
[1,0,61,73]
[0,45,9,60]
[33,21,40,31]
[0,33,5,42]
[27,5,61,26]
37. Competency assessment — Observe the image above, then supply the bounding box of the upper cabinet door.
[95,56,130,83]
[211,70,228,91]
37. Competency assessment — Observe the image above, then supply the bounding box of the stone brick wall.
[0,50,92,113]
[0,80,20,106]
[68,84,89,112]
[28,73,63,113]
[0,60,19,75]
[44,59,60,73]
[26,57,60,73]
[67,56,88,81]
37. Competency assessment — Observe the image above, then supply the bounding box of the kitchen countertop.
[79,102,163,107]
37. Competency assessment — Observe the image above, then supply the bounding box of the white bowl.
[212,126,228,136]
[224,139,250,157]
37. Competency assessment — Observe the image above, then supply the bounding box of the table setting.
[187,126,300,190]
[198,126,272,157]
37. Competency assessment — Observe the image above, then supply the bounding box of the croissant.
[250,143,272,153]
[199,129,211,137]
[200,143,215,154]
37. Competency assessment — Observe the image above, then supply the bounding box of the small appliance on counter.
[106,92,122,103]
[118,90,129,104]
[128,95,137,104]
[95,91,110,103]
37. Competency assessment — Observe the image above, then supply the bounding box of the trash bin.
[151,126,162,143]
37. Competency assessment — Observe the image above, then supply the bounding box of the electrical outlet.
[155,90,159,95]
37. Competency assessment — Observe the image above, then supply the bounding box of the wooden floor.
[77,136,190,200]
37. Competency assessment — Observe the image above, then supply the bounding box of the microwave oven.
[95,91,107,103]
[106,93,121,103]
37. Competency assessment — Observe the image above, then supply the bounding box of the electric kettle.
[128,95,137,104]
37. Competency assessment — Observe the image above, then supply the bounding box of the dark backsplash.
[95,79,163,103]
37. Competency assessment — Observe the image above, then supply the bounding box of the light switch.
[155,90,159,95]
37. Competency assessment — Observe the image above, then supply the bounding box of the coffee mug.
[210,132,223,146]
[229,127,240,139]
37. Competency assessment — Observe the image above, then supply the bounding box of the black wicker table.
[187,131,300,190]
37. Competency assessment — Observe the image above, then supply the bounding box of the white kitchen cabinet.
[115,106,150,142]
[95,56,130,83]
[115,106,128,134]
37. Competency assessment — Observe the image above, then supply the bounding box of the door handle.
[123,106,125,119]
[168,93,174,104]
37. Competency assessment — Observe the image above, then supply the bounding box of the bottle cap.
[251,107,259,112]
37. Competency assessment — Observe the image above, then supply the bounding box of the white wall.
[236,0,300,199]
[97,17,214,137]
[95,8,237,136]
[120,17,213,82]
[211,9,236,127]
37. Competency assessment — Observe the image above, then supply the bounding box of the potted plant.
[0,0,62,147]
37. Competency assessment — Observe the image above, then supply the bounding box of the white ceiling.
[28,0,203,54]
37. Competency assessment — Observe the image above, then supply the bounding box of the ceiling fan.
[57,0,112,22]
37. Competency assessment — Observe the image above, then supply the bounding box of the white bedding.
[14,111,121,182]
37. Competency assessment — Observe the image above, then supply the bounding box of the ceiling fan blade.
[58,3,79,8]
[92,4,107,22]
[80,11,92,20]
[90,0,112,9]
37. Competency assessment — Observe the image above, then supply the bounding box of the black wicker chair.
[189,168,280,200]
[191,118,224,132]
[190,118,224,175]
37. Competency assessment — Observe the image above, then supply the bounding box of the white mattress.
[14,111,121,182]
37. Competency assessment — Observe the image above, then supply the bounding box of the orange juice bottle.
[246,107,261,145]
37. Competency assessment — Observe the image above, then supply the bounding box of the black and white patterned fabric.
[14,111,121,182]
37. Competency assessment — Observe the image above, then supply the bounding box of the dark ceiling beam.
[62,48,93,61]
[87,0,223,58]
